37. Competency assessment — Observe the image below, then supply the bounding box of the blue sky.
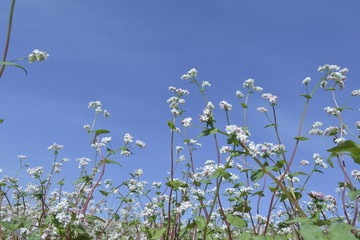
[0,0,359,198]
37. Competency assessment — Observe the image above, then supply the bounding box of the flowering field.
[1,2,360,240]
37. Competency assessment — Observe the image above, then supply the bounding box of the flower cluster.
[28,49,49,63]
[317,64,348,89]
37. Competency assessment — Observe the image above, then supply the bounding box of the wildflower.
[300,160,309,166]
[176,146,184,154]
[225,125,249,142]
[134,169,143,176]
[17,155,27,160]
[178,155,185,162]
[312,121,323,128]
[88,101,102,108]
[356,121,360,130]
[103,109,110,118]
[101,137,112,143]
[76,157,91,168]
[257,107,268,113]
[220,146,231,154]
[243,78,255,88]
[202,81,211,87]
[181,117,192,127]
[171,108,179,116]
[135,140,146,148]
[62,158,70,162]
[253,86,263,91]
[207,101,215,109]
[27,166,44,177]
[123,133,134,143]
[28,49,49,63]
[236,90,244,98]
[95,107,102,113]
[313,153,327,168]
[48,142,64,151]
[302,77,311,85]
[121,150,131,156]
[83,124,91,130]
[308,128,323,135]
[334,137,346,144]
[351,89,360,96]
[219,101,232,111]
[324,106,340,116]
[351,170,360,181]
[308,191,325,201]
[91,142,105,150]
[152,181,162,188]
[261,93,278,103]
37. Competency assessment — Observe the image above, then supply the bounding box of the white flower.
[356,121,360,130]
[48,142,64,151]
[134,169,143,176]
[103,109,110,118]
[83,124,90,130]
[17,155,27,160]
[253,86,263,91]
[101,137,112,143]
[88,101,102,108]
[302,77,311,85]
[300,160,309,166]
[219,101,232,111]
[351,90,360,96]
[309,129,323,135]
[202,81,211,87]
[206,102,215,109]
[135,140,146,148]
[176,146,184,154]
[187,68,198,77]
[334,137,346,144]
[181,117,192,127]
[28,49,49,63]
[262,93,278,103]
[243,78,255,88]
[75,157,91,168]
[27,166,44,176]
[257,107,268,113]
[123,133,134,143]
[351,170,360,181]
[324,107,340,116]
[312,121,323,128]
[236,90,244,98]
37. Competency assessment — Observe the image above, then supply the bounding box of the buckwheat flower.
[48,142,64,151]
[181,117,192,127]
[300,160,309,166]
[171,108,179,116]
[88,101,102,108]
[189,139,201,146]
[254,86,263,91]
[202,81,211,87]
[308,191,325,201]
[17,155,26,160]
[320,80,328,88]
[95,106,102,113]
[220,146,231,154]
[0,169,2,173]
[181,74,191,79]
[302,77,311,85]
[62,157,70,162]
[236,90,244,98]
[351,90,360,96]
[334,137,346,144]
[123,133,134,143]
[257,107,268,113]
[121,150,131,156]
[152,181,162,188]
[351,170,360,181]
[243,78,255,88]
[178,155,185,162]
[179,99,185,104]
[176,146,183,154]
[262,93,278,103]
[76,157,91,168]
[324,106,340,116]
[28,49,49,63]
[312,121,323,128]
[313,153,327,168]
[103,109,110,118]
[135,140,146,148]
[187,68,198,78]
[91,142,105,150]
[101,137,111,143]
[207,101,215,109]
[356,121,360,130]
[134,169,143,177]
[308,128,323,135]
[219,100,232,111]
[27,166,44,177]
[83,124,90,130]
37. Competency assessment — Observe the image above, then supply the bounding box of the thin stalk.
[0,0,16,79]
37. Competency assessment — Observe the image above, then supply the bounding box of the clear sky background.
[0,0,359,198]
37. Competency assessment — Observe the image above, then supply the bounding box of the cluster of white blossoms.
[324,106,340,116]
[242,78,263,91]
[202,81,211,87]
[88,101,110,118]
[313,153,327,169]
[27,166,44,177]
[219,100,232,111]
[180,68,198,79]
[235,90,244,98]
[256,107,268,113]
[299,159,309,166]
[47,142,64,151]
[309,121,323,135]
[225,124,249,143]
[28,49,49,63]
[199,102,214,123]
[247,141,285,158]
[75,157,91,168]
[351,169,360,181]
[351,89,360,96]
[356,121,360,131]
[302,77,311,85]
[181,117,192,127]
[261,93,278,103]
[323,126,347,137]
[123,133,133,143]
[317,64,348,89]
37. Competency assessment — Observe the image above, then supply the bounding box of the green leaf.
[300,94,312,99]
[326,156,334,168]
[193,216,206,229]
[240,103,248,108]
[327,222,357,240]
[348,190,360,201]
[225,214,247,230]
[299,223,327,240]
[0,221,22,230]
[294,137,310,141]
[197,128,218,138]
[166,180,187,190]
[150,227,166,239]
[327,140,360,164]
[0,61,28,75]
[0,119,4,124]
[209,168,230,180]
[250,169,265,182]
[264,124,278,128]
[99,190,111,196]
[95,129,111,135]
[85,215,106,223]
[238,232,252,240]
[167,121,176,130]
[104,159,121,166]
